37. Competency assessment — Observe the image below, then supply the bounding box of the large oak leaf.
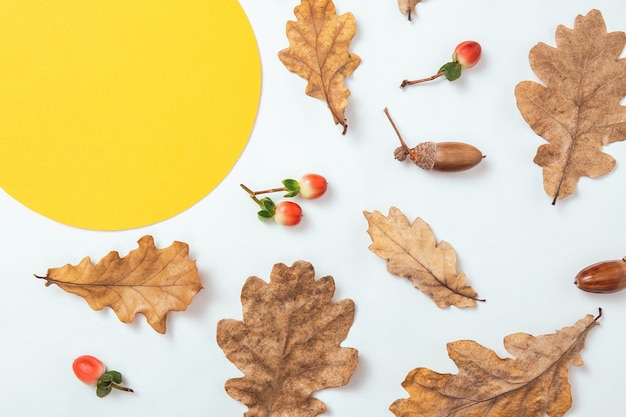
[36,235,202,334]
[278,0,361,135]
[515,9,626,204]
[364,207,482,308]
[390,310,602,417]
[216,261,358,417]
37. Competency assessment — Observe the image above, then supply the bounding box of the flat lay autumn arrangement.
[1,0,626,416]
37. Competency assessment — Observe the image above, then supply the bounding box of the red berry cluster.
[241,174,328,226]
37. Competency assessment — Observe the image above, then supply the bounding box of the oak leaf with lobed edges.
[364,207,483,308]
[36,235,202,334]
[216,261,358,417]
[390,310,602,417]
[515,9,626,204]
[278,0,361,135]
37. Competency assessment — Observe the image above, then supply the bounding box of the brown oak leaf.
[515,9,626,204]
[390,310,602,417]
[398,0,422,21]
[364,207,482,308]
[278,0,361,135]
[216,261,358,417]
[36,235,202,334]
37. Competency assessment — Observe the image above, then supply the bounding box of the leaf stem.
[400,71,444,88]
[594,307,603,321]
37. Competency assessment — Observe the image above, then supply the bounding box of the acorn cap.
[410,141,437,170]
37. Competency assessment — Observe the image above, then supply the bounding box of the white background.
[2,0,626,415]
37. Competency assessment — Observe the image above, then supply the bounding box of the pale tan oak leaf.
[515,9,626,204]
[364,207,483,308]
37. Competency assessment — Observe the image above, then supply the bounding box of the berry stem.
[240,184,264,208]
[383,108,409,152]
[111,383,134,393]
[250,186,287,196]
[400,71,444,88]
[240,183,254,195]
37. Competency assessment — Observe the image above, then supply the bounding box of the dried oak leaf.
[515,9,626,205]
[390,310,602,417]
[364,207,482,308]
[36,235,202,334]
[278,0,361,135]
[398,0,422,21]
[216,261,358,417]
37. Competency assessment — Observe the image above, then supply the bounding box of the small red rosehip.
[72,355,106,385]
[401,40,482,88]
[297,174,327,199]
[274,201,303,226]
[453,40,481,69]
[72,355,133,398]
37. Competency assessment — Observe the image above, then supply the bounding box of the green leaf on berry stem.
[258,210,273,221]
[259,197,275,213]
[96,384,112,398]
[96,375,113,398]
[107,371,123,384]
[282,179,300,197]
[258,198,275,221]
[440,62,462,81]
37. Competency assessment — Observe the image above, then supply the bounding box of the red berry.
[274,201,302,226]
[452,41,481,69]
[401,40,481,87]
[72,355,106,385]
[298,174,327,199]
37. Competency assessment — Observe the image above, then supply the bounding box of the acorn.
[384,108,484,172]
[393,141,483,172]
[574,257,626,294]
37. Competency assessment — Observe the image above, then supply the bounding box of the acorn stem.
[383,108,409,152]
[400,71,444,88]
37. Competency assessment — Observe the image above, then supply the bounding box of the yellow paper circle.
[0,0,260,230]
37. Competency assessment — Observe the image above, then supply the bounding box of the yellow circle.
[0,0,260,230]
